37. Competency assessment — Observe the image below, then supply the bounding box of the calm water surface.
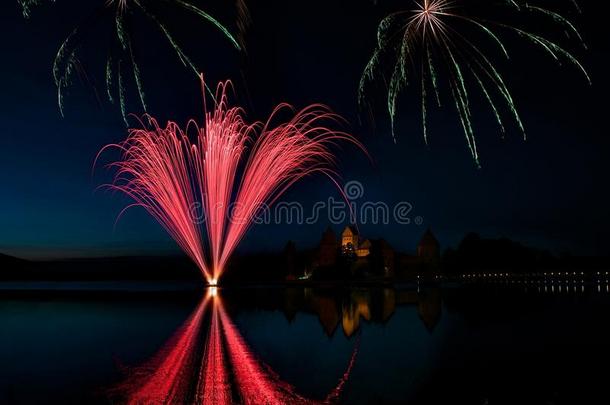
[1,283,609,404]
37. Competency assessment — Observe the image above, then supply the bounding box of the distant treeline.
[1,232,609,282]
[442,233,610,274]
[0,254,200,282]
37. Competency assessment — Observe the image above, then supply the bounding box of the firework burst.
[360,0,590,165]
[20,0,247,124]
[97,79,364,284]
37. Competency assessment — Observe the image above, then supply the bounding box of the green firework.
[360,0,590,166]
[21,0,245,124]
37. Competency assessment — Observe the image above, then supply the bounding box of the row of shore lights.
[461,271,610,280]
[460,272,610,293]
[538,283,610,294]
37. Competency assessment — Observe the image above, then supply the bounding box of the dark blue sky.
[0,0,608,259]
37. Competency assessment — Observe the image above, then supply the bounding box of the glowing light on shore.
[98,79,364,284]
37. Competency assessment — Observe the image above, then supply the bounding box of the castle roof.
[376,238,393,250]
[321,227,337,244]
[418,228,440,248]
[359,239,372,249]
[342,225,358,237]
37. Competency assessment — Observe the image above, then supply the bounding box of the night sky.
[0,0,608,260]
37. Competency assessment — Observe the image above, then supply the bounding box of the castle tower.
[417,228,440,260]
[341,226,359,249]
[317,227,338,267]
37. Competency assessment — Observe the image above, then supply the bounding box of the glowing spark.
[106,0,127,12]
[98,79,365,284]
[236,0,252,49]
[360,0,590,165]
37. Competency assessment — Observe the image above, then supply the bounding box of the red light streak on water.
[114,290,359,404]
[197,293,232,404]
[120,294,211,404]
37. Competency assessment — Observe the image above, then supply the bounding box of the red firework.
[98,79,364,285]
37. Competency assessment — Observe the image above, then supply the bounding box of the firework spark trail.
[98,79,365,284]
[360,0,590,165]
[18,0,50,18]
[21,0,243,122]
[236,0,251,50]
[217,104,361,281]
[193,82,254,281]
[98,114,212,280]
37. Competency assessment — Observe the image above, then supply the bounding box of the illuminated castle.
[340,226,440,260]
[341,226,372,258]
[313,226,441,277]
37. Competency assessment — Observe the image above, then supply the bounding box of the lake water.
[1,282,609,404]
